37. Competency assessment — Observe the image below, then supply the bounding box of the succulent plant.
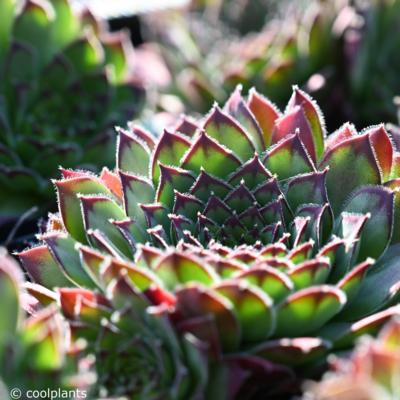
[0,248,83,396]
[0,0,144,221]
[304,317,400,400]
[18,86,400,398]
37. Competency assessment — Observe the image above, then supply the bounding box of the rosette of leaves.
[18,87,400,398]
[0,248,80,395]
[0,0,144,220]
[305,318,400,400]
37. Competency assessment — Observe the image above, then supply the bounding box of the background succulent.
[0,248,86,397]
[304,318,400,400]
[18,87,400,398]
[0,0,144,222]
[143,0,400,130]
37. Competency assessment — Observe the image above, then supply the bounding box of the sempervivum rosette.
[0,249,85,395]
[0,0,144,221]
[18,86,400,398]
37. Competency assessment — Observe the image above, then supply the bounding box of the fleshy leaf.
[254,337,331,366]
[324,123,356,152]
[120,171,154,228]
[285,169,328,212]
[319,134,381,214]
[80,195,132,258]
[224,86,265,153]
[343,186,394,261]
[190,169,232,202]
[288,258,330,290]
[366,125,393,182]
[203,105,255,161]
[43,233,95,288]
[181,131,241,179]
[225,182,257,214]
[338,244,400,320]
[151,129,191,186]
[55,175,111,243]
[248,88,280,147]
[264,133,315,181]
[156,164,195,210]
[155,252,218,290]
[271,106,316,163]
[215,282,274,343]
[237,267,293,304]
[0,249,22,347]
[275,286,346,336]
[173,192,204,221]
[385,179,400,243]
[18,245,71,288]
[117,127,150,177]
[287,86,325,161]
[228,155,272,190]
[176,285,241,352]
[338,258,374,305]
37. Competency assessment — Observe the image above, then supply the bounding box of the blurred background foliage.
[136,0,400,131]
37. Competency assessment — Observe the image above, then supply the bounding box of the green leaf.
[224,86,265,152]
[190,169,232,202]
[176,285,241,352]
[237,266,293,304]
[55,175,111,243]
[156,164,195,210]
[18,244,72,288]
[173,192,204,221]
[13,0,53,66]
[338,244,400,320]
[80,195,132,258]
[0,250,21,351]
[385,179,400,243]
[343,186,394,261]
[43,232,96,288]
[102,32,128,83]
[215,282,274,343]
[203,105,255,162]
[181,131,241,179]
[253,177,282,206]
[228,155,272,190]
[225,182,257,214]
[319,134,381,214]
[288,258,330,290]
[337,258,374,306]
[155,252,218,291]
[286,169,328,213]
[50,0,79,51]
[120,171,154,228]
[151,130,191,186]
[0,0,16,60]
[275,286,346,336]
[264,133,315,181]
[63,34,103,75]
[253,337,331,366]
[203,196,231,225]
[117,127,150,177]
